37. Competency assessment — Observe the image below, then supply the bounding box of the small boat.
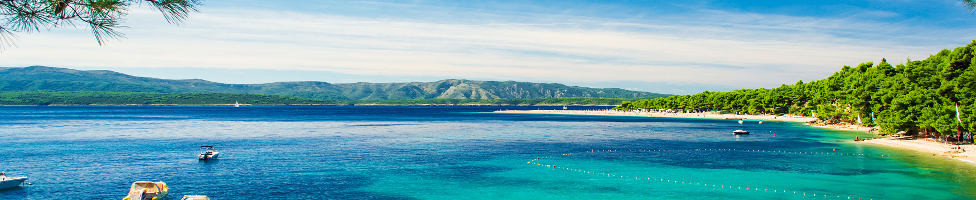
[234,101,241,108]
[122,181,168,200]
[733,130,750,135]
[198,146,219,160]
[0,172,28,190]
[181,195,211,200]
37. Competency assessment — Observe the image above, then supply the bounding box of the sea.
[0,106,973,200]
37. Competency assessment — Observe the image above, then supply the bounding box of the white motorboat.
[181,195,211,200]
[198,146,219,160]
[0,172,27,190]
[122,181,168,200]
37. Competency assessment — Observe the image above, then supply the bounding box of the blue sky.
[2,0,976,94]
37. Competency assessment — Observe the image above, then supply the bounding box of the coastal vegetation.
[616,41,976,137]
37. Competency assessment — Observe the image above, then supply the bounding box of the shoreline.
[495,109,818,122]
[494,109,976,166]
[859,137,976,165]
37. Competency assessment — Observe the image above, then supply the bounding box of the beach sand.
[860,137,976,165]
[808,123,877,133]
[495,109,976,166]
[495,109,817,122]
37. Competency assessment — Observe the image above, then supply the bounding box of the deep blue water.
[0,106,973,200]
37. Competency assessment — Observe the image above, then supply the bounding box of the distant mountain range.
[0,66,668,101]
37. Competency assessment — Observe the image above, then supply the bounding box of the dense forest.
[616,41,976,137]
[0,91,630,106]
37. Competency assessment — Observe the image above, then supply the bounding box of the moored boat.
[123,181,168,200]
[198,146,219,160]
[0,172,28,190]
[181,195,210,200]
[733,130,750,135]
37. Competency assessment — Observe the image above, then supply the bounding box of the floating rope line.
[576,148,888,159]
[527,157,875,200]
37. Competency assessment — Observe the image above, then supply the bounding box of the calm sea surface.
[0,106,974,200]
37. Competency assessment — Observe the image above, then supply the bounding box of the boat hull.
[124,181,168,200]
[732,130,750,135]
[181,195,211,200]
[198,152,219,160]
[0,177,28,190]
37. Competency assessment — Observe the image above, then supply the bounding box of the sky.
[2,0,976,94]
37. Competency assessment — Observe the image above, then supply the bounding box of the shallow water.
[0,106,973,199]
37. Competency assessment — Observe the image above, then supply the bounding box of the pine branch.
[143,0,200,23]
[0,0,200,47]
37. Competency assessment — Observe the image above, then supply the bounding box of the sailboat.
[234,101,241,108]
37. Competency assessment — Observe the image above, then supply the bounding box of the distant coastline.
[0,104,618,106]
[495,109,976,166]
[0,91,630,106]
[0,66,669,101]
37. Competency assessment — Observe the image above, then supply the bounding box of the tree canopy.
[616,41,976,137]
[0,0,201,46]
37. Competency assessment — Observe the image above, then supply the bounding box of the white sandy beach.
[860,137,976,164]
[495,109,817,122]
[496,109,976,166]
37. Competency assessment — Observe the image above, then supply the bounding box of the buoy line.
[573,148,888,159]
[526,157,875,200]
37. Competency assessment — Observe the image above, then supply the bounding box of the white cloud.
[1,5,972,91]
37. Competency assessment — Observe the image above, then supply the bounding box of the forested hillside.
[617,41,976,136]
[0,91,335,105]
[0,91,632,106]
[0,67,667,100]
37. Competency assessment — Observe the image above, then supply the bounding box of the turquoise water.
[0,106,973,199]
